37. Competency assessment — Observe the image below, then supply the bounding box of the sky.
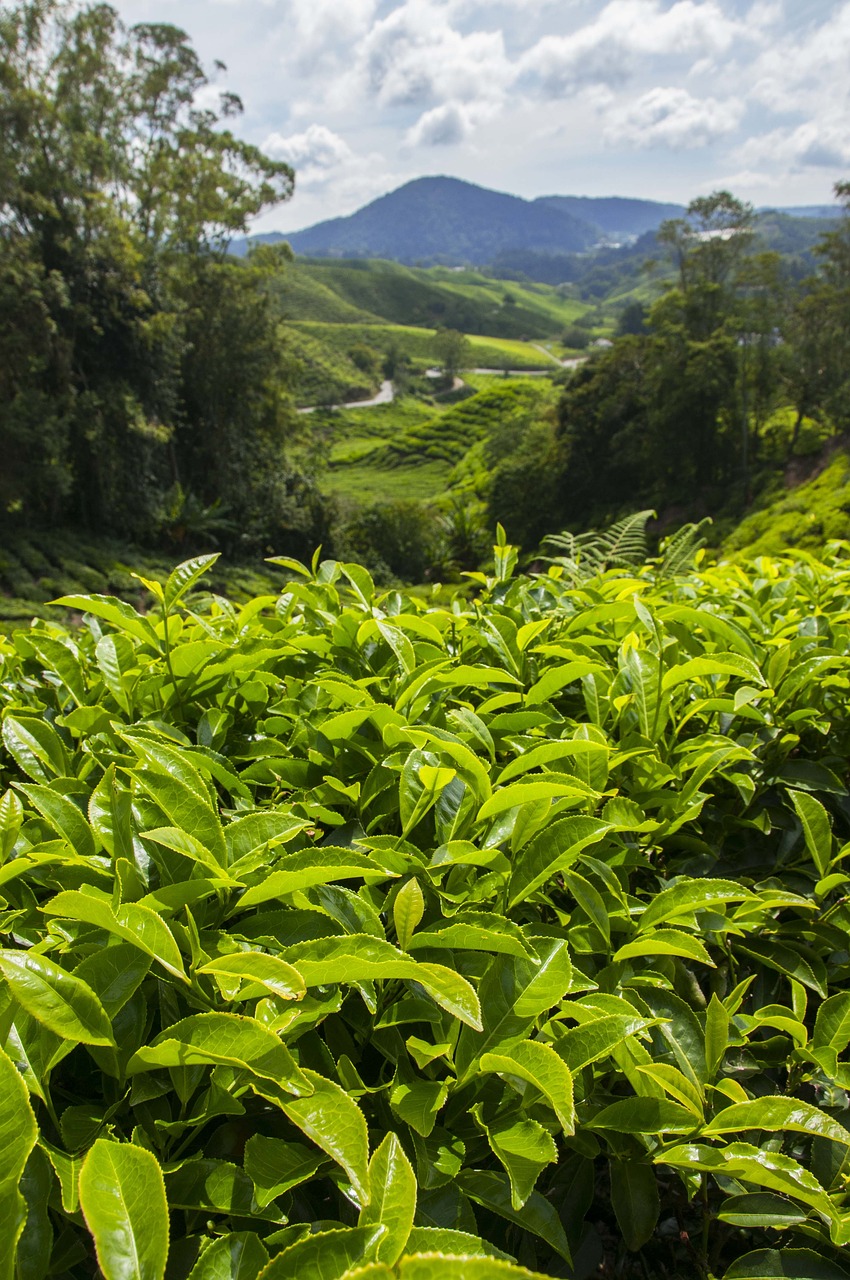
[109,0,848,233]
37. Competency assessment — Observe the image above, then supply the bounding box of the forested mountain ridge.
[233,175,840,269]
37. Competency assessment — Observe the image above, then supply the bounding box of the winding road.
[297,354,586,414]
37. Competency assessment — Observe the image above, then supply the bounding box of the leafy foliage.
[0,1,301,549]
[3,544,850,1277]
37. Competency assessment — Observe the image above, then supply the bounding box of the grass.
[321,459,452,503]
[294,258,593,339]
[292,322,555,372]
[281,325,378,407]
[318,380,556,508]
[270,263,380,324]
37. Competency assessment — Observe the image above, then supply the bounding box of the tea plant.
[3,539,850,1279]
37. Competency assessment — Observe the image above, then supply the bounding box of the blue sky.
[111,0,847,232]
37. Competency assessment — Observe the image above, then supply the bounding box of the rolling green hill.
[318,379,556,506]
[722,445,850,558]
[295,258,589,338]
[292,321,555,372]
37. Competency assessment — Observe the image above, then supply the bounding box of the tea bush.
[3,541,850,1279]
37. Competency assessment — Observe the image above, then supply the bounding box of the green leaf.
[235,850,397,910]
[256,1227,384,1279]
[129,751,227,870]
[610,1160,660,1252]
[17,1144,53,1280]
[705,993,730,1078]
[634,1063,704,1116]
[656,1143,835,1221]
[480,1040,575,1134]
[614,928,714,967]
[735,939,828,998]
[394,879,425,952]
[73,944,151,1018]
[0,949,115,1046]
[485,1114,557,1210]
[16,783,95,858]
[477,777,597,823]
[128,1014,308,1095]
[280,1070,371,1204]
[39,1140,81,1214]
[723,1249,850,1279]
[52,594,155,645]
[359,1133,417,1264]
[404,1229,515,1261]
[399,1259,549,1280]
[0,788,23,862]
[458,1170,571,1263]
[164,555,220,610]
[508,816,613,907]
[0,1045,38,1280]
[704,1097,850,1146]
[409,914,535,961]
[639,878,752,930]
[390,1072,448,1138]
[244,1137,327,1207]
[554,1014,656,1073]
[790,790,833,876]
[814,993,850,1054]
[89,765,135,860]
[2,715,67,781]
[187,1233,269,1280]
[78,1140,169,1280]
[525,661,603,707]
[717,1194,808,1229]
[588,1097,698,1134]
[165,1159,282,1221]
[44,890,187,982]
[282,936,481,1030]
[197,952,306,1002]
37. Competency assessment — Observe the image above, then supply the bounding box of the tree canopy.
[0,0,313,551]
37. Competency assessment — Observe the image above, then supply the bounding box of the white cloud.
[736,119,850,173]
[748,2,850,115]
[262,124,352,171]
[605,86,744,149]
[406,103,472,147]
[519,0,759,98]
[355,0,513,111]
[284,0,378,71]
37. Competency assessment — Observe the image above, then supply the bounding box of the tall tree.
[0,0,295,543]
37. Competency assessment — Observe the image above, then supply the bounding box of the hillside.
[234,178,841,273]
[287,259,588,339]
[283,176,598,264]
[722,443,850,558]
[536,194,684,240]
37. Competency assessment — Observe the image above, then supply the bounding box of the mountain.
[229,178,842,269]
[279,177,599,264]
[536,195,685,240]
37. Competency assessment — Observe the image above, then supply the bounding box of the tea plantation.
[3,543,850,1280]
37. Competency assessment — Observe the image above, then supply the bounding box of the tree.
[657,191,754,340]
[432,328,471,382]
[0,0,296,543]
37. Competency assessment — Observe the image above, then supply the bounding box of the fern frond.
[657,517,713,578]
[594,510,655,569]
[540,510,655,583]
